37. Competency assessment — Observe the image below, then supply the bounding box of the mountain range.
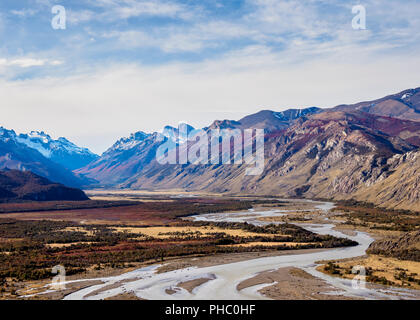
[0,128,97,187]
[333,87,420,121]
[2,87,420,210]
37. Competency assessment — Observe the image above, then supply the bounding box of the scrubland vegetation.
[321,257,420,289]
[334,201,420,232]
[0,198,356,290]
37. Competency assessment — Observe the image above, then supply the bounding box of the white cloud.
[67,10,96,25]
[95,0,420,57]
[0,58,45,68]
[105,28,214,53]
[113,1,187,19]
[0,58,64,68]
[105,20,263,53]
[71,0,199,24]
[10,59,46,68]
[50,60,64,66]
[10,9,37,17]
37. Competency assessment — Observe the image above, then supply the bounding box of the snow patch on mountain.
[106,131,149,154]
[401,93,413,100]
[273,107,321,121]
[1,127,98,170]
[16,135,52,158]
[16,131,95,159]
[162,123,195,144]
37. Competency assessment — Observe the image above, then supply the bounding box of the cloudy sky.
[1,0,420,154]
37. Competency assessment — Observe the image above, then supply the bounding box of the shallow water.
[61,200,419,300]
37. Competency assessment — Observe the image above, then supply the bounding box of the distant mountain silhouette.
[0,169,89,202]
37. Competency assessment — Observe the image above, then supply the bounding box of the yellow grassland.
[110,226,290,240]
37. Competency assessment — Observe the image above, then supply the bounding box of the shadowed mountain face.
[75,132,163,186]
[76,88,420,211]
[0,170,89,202]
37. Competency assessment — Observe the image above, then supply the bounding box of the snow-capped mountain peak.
[0,127,98,170]
[16,132,52,158]
[106,131,150,154]
[27,131,49,143]
[0,127,16,140]
[401,93,413,100]
[162,123,195,143]
[16,131,96,158]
